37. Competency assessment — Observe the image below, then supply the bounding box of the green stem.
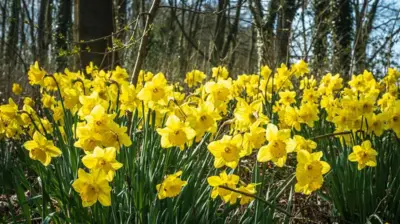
[219,186,293,217]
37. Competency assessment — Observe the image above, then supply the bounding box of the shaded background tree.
[0,0,399,99]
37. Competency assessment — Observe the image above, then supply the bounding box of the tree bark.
[38,0,52,65]
[0,0,8,62]
[6,0,20,66]
[222,0,243,63]
[331,0,353,79]
[249,0,278,71]
[211,0,228,64]
[5,0,20,98]
[56,0,72,71]
[78,0,115,69]
[130,0,161,85]
[312,0,329,75]
[276,0,297,65]
[353,0,380,71]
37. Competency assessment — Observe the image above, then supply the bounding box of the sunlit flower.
[23,131,62,166]
[156,171,187,199]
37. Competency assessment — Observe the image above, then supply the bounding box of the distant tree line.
[0,0,399,99]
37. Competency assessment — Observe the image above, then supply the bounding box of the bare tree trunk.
[38,0,52,65]
[179,0,186,74]
[312,0,329,75]
[130,0,161,85]
[353,0,380,72]
[56,0,72,71]
[78,0,115,69]
[211,0,228,64]
[0,0,8,62]
[21,0,37,60]
[276,0,297,65]
[222,0,243,68]
[249,0,278,71]
[248,25,256,72]
[331,0,353,79]
[6,0,20,66]
[73,0,79,70]
[5,0,20,97]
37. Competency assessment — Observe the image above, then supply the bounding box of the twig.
[311,130,364,141]
[130,0,161,85]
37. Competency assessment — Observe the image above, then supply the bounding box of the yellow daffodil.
[85,105,116,132]
[102,123,132,150]
[41,93,56,108]
[212,66,229,80]
[287,135,317,153]
[207,170,240,205]
[208,134,243,169]
[291,59,309,77]
[278,91,296,105]
[109,66,129,84]
[188,100,221,141]
[260,65,272,80]
[234,98,269,131]
[28,61,46,85]
[237,183,257,205]
[367,113,386,136]
[78,91,108,117]
[156,171,187,199]
[257,124,292,167]
[86,62,98,75]
[243,122,266,155]
[137,72,172,108]
[156,115,196,150]
[12,83,23,95]
[348,140,378,170]
[119,83,140,113]
[386,101,400,137]
[295,150,330,195]
[82,146,123,181]
[185,69,206,87]
[72,168,111,207]
[74,125,102,152]
[23,131,62,166]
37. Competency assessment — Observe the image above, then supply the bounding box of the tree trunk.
[353,0,379,72]
[331,0,353,79]
[56,0,72,71]
[312,0,329,76]
[78,0,115,69]
[38,0,52,65]
[248,25,256,72]
[5,0,20,98]
[0,0,8,62]
[21,0,37,61]
[6,0,20,65]
[211,0,228,64]
[130,0,161,85]
[249,0,278,71]
[222,0,243,63]
[276,0,297,65]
